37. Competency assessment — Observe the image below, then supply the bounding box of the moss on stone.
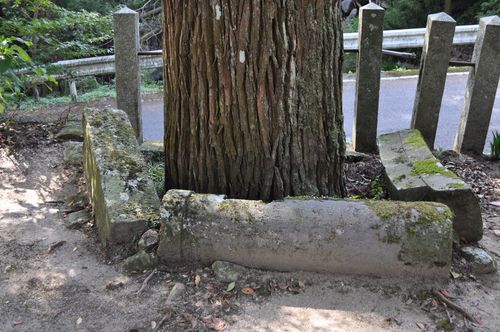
[403,130,427,149]
[447,182,465,189]
[410,159,458,178]
[365,200,453,225]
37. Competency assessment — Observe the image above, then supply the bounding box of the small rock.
[123,250,159,273]
[434,149,459,161]
[166,282,186,305]
[460,246,497,274]
[346,149,371,162]
[63,141,83,165]
[137,229,159,251]
[65,209,90,229]
[55,124,83,141]
[105,281,125,290]
[211,261,246,282]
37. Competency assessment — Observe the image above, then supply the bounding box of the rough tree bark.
[162,0,346,201]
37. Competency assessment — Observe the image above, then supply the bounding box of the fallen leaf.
[241,287,254,295]
[13,320,23,326]
[151,321,157,329]
[474,315,484,326]
[194,275,201,287]
[416,322,427,330]
[298,280,305,289]
[212,318,227,331]
[226,281,235,292]
[76,317,82,325]
[47,241,67,254]
[450,271,461,279]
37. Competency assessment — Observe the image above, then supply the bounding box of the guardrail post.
[411,12,456,149]
[352,3,384,153]
[114,7,143,142]
[454,16,500,155]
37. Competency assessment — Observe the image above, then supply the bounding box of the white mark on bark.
[215,5,221,20]
[239,51,246,63]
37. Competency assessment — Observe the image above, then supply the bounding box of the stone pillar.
[454,16,500,154]
[114,7,143,142]
[411,13,456,149]
[69,80,77,103]
[352,3,384,153]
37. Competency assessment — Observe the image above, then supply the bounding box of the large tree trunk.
[162,0,346,201]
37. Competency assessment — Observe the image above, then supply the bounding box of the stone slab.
[378,129,482,241]
[83,108,160,245]
[157,190,453,278]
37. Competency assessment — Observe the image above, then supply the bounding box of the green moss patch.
[403,130,427,149]
[410,159,458,178]
[447,182,465,189]
[365,200,453,225]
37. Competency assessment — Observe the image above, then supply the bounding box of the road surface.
[142,72,500,152]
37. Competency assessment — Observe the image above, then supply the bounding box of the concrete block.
[83,108,160,245]
[157,190,453,278]
[378,129,482,241]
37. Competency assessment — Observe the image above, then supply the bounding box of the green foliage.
[0,0,113,63]
[456,0,500,24]
[383,0,442,29]
[0,36,55,112]
[370,175,385,199]
[490,131,500,159]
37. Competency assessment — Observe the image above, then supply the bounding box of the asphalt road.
[143,72,500,152]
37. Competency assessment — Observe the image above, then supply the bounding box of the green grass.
[9,81,163,111]
[490,130,500,159]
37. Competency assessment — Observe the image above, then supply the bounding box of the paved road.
[143,73,500,152]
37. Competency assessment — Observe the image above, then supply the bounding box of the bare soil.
[1,104,500,332]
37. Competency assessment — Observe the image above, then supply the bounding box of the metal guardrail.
[344,24,478,50]
[37,25,479,79]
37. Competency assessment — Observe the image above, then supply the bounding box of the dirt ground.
[1,103,500,332]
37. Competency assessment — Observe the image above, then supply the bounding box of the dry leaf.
[212,318,227,331]
[298,280,305,289]
[241,287,254,295]
[13,320,24,326]
[474,315,484,326]
[450,271,460,279]
[416,322,426,330]
[76,317,82,325]
[194,275,201,287]
[226,281,235,292]
[47,240,67,254]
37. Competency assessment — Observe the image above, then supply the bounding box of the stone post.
[113,7,143,142]
[352,3,384,153]
[69,80,77,103]
[454,16,500,154]
[411,13,456,149]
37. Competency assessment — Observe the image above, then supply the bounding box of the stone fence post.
[114,7,143,142]
[411,13,456,149]
[454,16,500,154]
[352,3,384,153]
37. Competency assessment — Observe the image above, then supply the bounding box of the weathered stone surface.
[83,108,160,245]
[346,144,371,162]
[138,229,159,251]
[123,250,159,273]
[212,261,247,283]
[378,129,482,242]
[158,190,453,278]
[55,123,83,141]
[63,141,83,165]
[65,209,90,230]
[455,16,500,154]
[352,3,384,153]
[460,246,497,274]
[114,7,142,142]
[411,12,456,149]
[140,140,164,162]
